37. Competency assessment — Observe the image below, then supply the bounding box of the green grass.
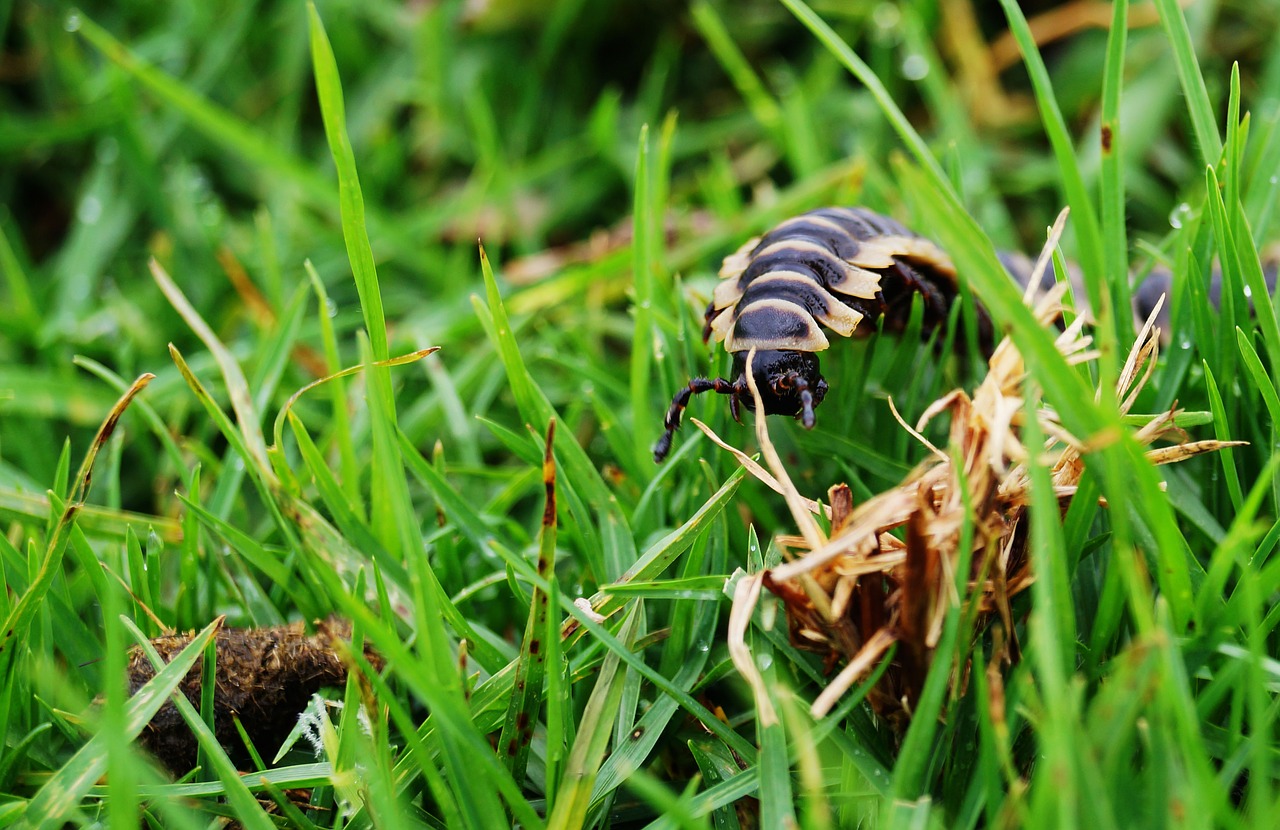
[2,0,1280,826]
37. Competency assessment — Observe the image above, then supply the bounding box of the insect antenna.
[654,376,743,462]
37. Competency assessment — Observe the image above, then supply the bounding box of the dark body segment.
[660,206,964,462]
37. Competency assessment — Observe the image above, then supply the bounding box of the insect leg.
[892,260,950,324]
[701,300,718,342]
[654,376,739,462]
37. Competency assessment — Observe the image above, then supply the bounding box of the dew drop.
[756,653,773,670]
[901,54,929,81]
[872,4,900,31]
[1271,175,1278,185]
[325,297,339,318]
[77,195,102,225]
[1169,203,1191,229]
[64,12,81,32]
[695,639,710,653]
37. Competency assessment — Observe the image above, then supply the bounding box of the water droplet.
[1271,175,1278,185]
[695,640,710,653]
[872,3,900,31]
[64,12,81,32]
[757,653,773,670]
[1244,285,1253,299]
[77,195,102,225]
[1179,338,1193,350]
[901,54,929,81]
[1169,203,1192,229]
[326,297,339,318]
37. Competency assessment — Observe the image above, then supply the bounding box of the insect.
[653,207,977,463]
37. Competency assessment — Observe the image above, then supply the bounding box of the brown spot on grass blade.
[542,419,557,529]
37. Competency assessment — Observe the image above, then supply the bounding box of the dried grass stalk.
[719,211,1241,727]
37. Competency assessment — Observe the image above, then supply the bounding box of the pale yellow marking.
[849,235,957,281]
[718,236,760,279]
[746,270,866,336]
[711,278,743,311]
[708,306,734,343]
[833,265,883,300]
[768,214,847,237]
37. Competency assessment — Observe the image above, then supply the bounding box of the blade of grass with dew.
[546,604,637,830]
[1204,363,1245,514]
[1203,128,1254,374]
[23,617,222,824]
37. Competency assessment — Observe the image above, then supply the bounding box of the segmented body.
[653,205,1279,463]
[655,207,983,462]
[704,207,970,353]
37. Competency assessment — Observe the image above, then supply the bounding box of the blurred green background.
[5,1,1280,823]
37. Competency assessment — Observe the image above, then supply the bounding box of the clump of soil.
[128,618,380,772]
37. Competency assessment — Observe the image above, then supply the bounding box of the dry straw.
[702,210,1238,727]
